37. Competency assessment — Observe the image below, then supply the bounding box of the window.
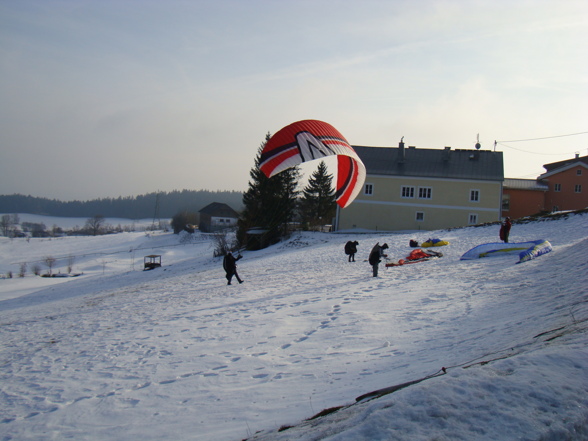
[470,189,480,202]
[364,183,373,195]
[502,194,510,211]
[418,187,432,199]
[554,183,561,192]
[416,212,424,221]
[469,214,478,225]
[577,169,583,176]
[575,184,582,193]
[401,186,415,198]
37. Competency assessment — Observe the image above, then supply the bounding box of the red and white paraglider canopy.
[259,120,366,208]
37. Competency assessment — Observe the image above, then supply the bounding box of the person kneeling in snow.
[368,243,388,277]
[344,240,359,262]
[223,251,243,285]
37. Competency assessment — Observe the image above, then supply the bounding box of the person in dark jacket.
[368,243,388,277]
[499,217,512,243]
[344,240,359,262]
[223,251,243,285]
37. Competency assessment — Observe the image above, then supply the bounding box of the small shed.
[144,255,161,270]
[199,202,239,233]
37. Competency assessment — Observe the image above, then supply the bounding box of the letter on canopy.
[259,120,366,208]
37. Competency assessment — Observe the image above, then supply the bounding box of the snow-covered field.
[5,213,160,233]
[0,213,587,440]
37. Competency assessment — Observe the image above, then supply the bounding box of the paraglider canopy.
[259,120,366,208]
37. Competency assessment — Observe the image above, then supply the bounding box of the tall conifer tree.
[300,161,336,230]
[237,133,300,249]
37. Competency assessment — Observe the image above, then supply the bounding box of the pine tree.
[237,133,300,249]
[300,161,336,230]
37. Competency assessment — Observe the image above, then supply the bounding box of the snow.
[0,213,587,441]
[8,213,159,232]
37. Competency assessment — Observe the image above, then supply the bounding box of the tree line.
[0,190,244,219]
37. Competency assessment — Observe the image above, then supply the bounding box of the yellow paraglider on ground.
[421,238,450,247]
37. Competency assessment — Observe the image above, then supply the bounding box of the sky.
[1,0,587,201]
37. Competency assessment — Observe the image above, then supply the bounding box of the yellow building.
[336,141,504,232]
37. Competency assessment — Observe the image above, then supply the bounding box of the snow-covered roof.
[503,178,549,191]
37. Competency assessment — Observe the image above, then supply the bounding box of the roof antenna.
[475,134,481,150]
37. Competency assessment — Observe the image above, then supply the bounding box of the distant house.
[502,154,588,217]
[539,154,588,212]
[336,140,504,231]
[198,202,239,233]
[501,179,549,219]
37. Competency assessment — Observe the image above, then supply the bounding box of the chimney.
[443,146,451,161]
[576,153,580,159]
[398,137,405,163]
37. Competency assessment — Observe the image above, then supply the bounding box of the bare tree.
[44,256,57,276]
[51,224,63,237]
[85,215,106,236]
[67,255,75,274]
[0,214,20,237]
[212,232,239,257]
[0,214,14,237]
[19,262,27,278]
[212,232,230,257]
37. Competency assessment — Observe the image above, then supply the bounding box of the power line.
[496,142,579,156]
[497,131,588,143]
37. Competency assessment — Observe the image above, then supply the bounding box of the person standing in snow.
[368,243,388,277]
[223,251,243,285]
[499,217,512,243]
[344,240,359,262]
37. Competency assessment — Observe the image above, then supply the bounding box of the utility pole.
[152,191,161,230]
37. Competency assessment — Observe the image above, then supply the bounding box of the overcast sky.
[1,0,587,201]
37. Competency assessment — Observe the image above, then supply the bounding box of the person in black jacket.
[344,240,359,262]
[368,243,388,277]
[223,251,243,285]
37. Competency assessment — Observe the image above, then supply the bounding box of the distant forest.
[0,190,244,219]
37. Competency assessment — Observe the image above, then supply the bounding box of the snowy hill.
[0,213,587,440]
